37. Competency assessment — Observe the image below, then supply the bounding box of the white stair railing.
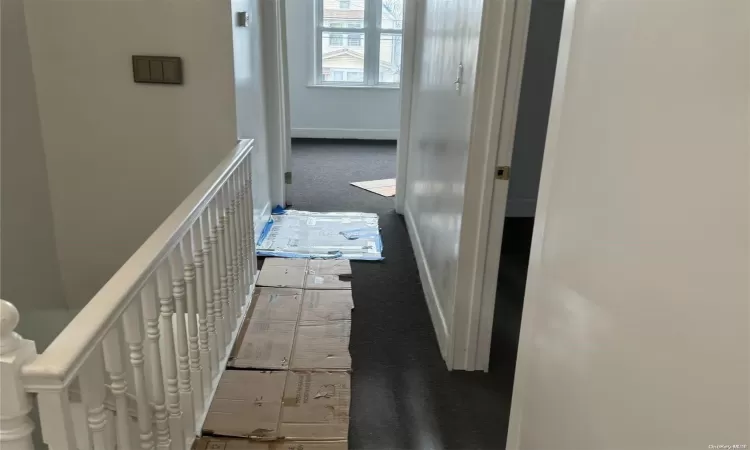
[1,139,258,450]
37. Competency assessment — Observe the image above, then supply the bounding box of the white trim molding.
[404,203,450,362]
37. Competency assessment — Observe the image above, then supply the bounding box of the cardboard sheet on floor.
[256,209,383,261]
[203,370,287,440]
[299,290,354,324]
[350,178,396,197]
[229,319,297,370]
[257,259,353,290]
[280,372,351,441]
[291,321,351,370]
[305,260,352,290]
[194,438,348,450]
[257,260,308,289]
[251,288,304,322]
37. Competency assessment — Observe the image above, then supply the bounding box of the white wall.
[24,0,239,308]
[284,0,401,140]
[508,1,749,448]
[404,0,483,361]
[232,0,274,236]
[1,0,66,311]
[1,0,71,343]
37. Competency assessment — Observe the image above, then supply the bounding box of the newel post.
[0,300,37,450]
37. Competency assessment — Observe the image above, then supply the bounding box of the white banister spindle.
[226,176,241,320]
[219,186,237,335]
[232,173,247,308]
[102,325,133,450]
[191,221,213,399]
[201,211,221,377]
[214,196,232,346]
[36,390,77,450]
[78,346,114,450]
[140,280,171,449]
[155,265,184,450]
[0,300,37,450]
[180,236,205,419]
[243,158,258,278]
[235,166,249,298]
[122,299,155,449]
[168,249,196,440]
[208,204,227,362]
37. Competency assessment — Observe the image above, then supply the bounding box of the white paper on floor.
[350,178,396,197]
[256,209,383,261]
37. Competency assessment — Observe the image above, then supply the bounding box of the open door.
[403,0,531,371]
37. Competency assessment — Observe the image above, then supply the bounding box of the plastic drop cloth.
[256,208,383,261]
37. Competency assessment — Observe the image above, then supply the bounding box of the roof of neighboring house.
[322,48,398,72]
[322,48,365,60]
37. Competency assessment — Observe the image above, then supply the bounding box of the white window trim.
[313,0,402,87]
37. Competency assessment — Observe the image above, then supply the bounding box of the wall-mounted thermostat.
[132,55,183,85]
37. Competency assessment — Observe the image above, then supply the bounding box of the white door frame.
[394,0,420,214]
[449,0,532,371]
[266,0,414,210]
[261,0,292,208]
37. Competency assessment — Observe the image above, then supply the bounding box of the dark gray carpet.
[285,139,531,450]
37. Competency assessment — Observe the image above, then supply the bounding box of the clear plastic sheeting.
[256,209,383,261]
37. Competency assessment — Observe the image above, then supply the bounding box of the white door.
[507,0,749,448]
[403,0,530,370]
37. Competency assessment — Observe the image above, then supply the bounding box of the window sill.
[307,83,401,90]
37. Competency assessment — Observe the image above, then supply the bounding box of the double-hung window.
[314,0,403,87]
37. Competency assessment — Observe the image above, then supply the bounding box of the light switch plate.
[132,56,183,84]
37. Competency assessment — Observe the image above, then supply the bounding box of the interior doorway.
[282,0,405,213]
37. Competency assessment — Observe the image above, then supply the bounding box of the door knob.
[454,63,464,91]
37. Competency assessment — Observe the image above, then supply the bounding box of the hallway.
[285,139,530,449]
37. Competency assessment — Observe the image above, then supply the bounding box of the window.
[347,34,362,47]
[328,33,344,46]
[315,0,403,87]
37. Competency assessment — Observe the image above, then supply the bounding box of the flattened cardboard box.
[305,260,352,290]
[257,259,308,289]
[203,370,286,439]
[251,288,304,323]
[291,321,351,370]
[262,258,309,268]
[299,290,354,325]
[194,438,347,450]
[281,372,351,441]
[229,319,297,370]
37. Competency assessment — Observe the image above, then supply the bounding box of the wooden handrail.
[22,139,254,391]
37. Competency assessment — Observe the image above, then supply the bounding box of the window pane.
[346,71,364,82]
[322,0,365,28]
[379,33,402,84]
[381,0,403,30]
[322,32,365,83]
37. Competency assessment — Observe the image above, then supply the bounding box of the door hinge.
[496,166,511,180]
[285,171,292,184]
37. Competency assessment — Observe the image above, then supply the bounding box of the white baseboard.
[506,198,537,217]
[291,128,399,140]
[404,203,450,364]
[254,201,271,242]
